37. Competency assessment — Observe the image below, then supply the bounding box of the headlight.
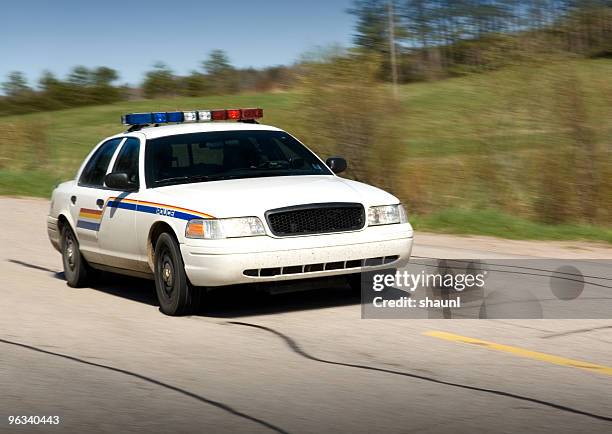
[368,204,408,226]
[186,217,266,239]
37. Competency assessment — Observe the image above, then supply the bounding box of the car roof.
[121,121,284,140]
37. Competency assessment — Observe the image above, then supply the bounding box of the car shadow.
[89,274,159,306]
[8,258,159,306]
[200,284,360,317]
[8,259,361,317]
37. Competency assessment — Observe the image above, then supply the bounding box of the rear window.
[145,130,331,187]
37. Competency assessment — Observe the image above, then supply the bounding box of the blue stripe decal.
[77,200,205,233]
[135,204,202,221]
[107,200,202,221]
[77,220,101,231]
[108,200,138,211]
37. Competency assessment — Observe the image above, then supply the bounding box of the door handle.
[70,195,77,205]
[96,199,104,209]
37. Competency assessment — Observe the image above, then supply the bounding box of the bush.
[295,50,406,192]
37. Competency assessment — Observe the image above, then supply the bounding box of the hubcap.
[159,251,175,297]
[65,237,75,270]
[162,261,173,286]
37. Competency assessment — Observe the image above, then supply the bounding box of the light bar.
[211,109,227,121]
[121,108,263,126]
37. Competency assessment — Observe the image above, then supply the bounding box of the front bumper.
[180,223,413,287]
[47,216,61,252]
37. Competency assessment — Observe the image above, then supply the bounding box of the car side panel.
[133,197,189,272]
[95,135,146,271]
[48,182,72,251]
[95,193,145,271]
[49,181,78,250]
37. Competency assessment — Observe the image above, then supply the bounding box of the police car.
[47,108,414,315]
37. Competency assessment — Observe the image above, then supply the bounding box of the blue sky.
[1,0,354,88]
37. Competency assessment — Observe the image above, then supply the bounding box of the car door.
[70,137,124,262]
[96,136,148,271]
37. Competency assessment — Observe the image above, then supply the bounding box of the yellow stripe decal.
[424,331,612,376]
[79,211,103,220]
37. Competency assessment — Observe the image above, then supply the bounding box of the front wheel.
[154,233,201,316]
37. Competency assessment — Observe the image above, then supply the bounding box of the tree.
[179,71,210,96]
[67,66,92,87]
[402,0,435,48]
[201,50,238,94]
[142,62,177,98]
[297,51,406,189]
[90,67,122,104]
[2,71,31,97]
[91,67,119,87]
[202,49,233,75]
[1,66,126,115]
[348,1,407,82]
[36,70,68,110]
[564,0,612,54]
[348,0,391,51]
[38,70,60,92]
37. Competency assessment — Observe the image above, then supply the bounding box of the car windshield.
[145,130,332,187]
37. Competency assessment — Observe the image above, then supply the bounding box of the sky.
[1,0,355,88]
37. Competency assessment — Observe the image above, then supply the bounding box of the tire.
[154,232,201,316]
[61,224,91,288]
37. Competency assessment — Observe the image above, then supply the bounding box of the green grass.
[0,170,64,197]
[411,208,612,244]
[1,58,611,243]
[397,58,612,157]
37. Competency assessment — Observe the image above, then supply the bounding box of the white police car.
[47,108,413,315]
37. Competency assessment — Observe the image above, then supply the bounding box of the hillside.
[1,59,611,242]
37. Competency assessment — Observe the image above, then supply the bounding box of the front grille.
[266,203,365,236]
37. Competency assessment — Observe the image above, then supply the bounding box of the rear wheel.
[154,233,201,316]
[61,224,91,287]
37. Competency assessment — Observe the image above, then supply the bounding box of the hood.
[148,175,398,218]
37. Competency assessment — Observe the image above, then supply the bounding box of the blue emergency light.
[121,108,263,126]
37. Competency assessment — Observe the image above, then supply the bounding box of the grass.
[0,170,64,197]
[411,208,612,244]
[397,58,612,157]
[0,58,611,243]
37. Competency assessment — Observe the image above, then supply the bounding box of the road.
[1,198,610,433]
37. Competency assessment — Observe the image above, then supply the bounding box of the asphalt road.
[1,198,611,433]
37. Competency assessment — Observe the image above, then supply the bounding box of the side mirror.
[325,157,347,174]
[105,172,137,191]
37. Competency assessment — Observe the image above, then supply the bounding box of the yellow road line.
[424,330,612,376]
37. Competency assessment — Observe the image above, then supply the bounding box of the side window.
[79,138,123,187]
[112,138,141,185]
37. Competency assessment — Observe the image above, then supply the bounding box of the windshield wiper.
[153,170,319,187]
[256,160,291,169]
[153,174,222,186]
[154,176,189,186]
